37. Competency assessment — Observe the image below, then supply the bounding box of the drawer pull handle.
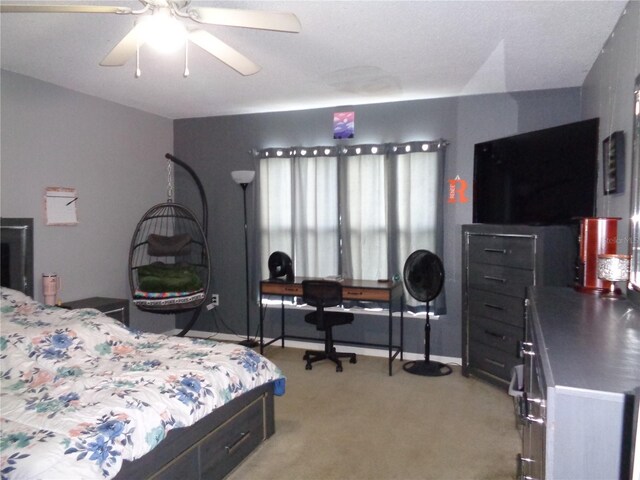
[525,414,544,425]
[519,341,533,356]
[483,303,504,311]
[516,454,539,480]
[484,329,507,341]
[225,431,252,455]
[484,357,505,368]
[348,291,363,296]
[483,248,507,254]
[284,287,298,292]
[483,275,506,283]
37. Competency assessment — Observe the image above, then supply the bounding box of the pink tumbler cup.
[42,274,60,305]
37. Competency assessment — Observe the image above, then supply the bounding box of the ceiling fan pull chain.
[184,39,190,77]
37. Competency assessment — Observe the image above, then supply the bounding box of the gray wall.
[582,1,640,246]
[0,70,174,332]
[174,87,582,358]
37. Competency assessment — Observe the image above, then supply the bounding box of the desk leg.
[388,303,393,376]
[259,291,264,355]
[280,296,285,348]
[400,293,404,361]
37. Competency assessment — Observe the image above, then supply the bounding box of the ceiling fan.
[0,0,301,76]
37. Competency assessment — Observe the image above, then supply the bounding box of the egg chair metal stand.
[129,153,211,337]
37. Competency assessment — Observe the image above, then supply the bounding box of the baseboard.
[164,329,462,366]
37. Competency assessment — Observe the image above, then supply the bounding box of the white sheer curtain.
[293,152,339,277]
[259,153,293,269]
[340,149,388,280]
[393,147,441,309]
[258,148,339,279]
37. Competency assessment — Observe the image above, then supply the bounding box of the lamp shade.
[231,170,255,185]
[597,254,630,282]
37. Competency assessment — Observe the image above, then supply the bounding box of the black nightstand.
[60,297,130,327]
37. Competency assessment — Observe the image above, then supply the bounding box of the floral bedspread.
[0,288,285,479]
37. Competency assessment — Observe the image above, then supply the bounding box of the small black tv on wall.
[473,118,599,225]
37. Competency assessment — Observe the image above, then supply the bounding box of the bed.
[0,287,285,480]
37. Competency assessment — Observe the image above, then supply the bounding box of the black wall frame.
[603,130,625,195]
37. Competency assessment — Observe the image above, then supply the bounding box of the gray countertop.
[528,286,640,394]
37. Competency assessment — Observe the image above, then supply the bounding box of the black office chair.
[302,280,357,372]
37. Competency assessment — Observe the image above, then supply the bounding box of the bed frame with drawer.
[1,217,278,480]
[115,382,277,480]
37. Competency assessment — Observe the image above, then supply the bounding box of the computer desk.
[259,277,404,376]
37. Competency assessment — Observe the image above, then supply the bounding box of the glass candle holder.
[597,254,630,299]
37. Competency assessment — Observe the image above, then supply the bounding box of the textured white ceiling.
[0,0,631,119]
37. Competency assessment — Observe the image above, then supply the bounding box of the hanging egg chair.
[129,154,211,336]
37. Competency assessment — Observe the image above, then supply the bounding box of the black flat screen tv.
[473,118,599,225]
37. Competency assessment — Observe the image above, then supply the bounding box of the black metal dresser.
[461,224,576,388]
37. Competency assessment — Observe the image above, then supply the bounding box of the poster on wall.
[333,111,355,139]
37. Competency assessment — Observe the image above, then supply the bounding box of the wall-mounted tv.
[473,118,599,225]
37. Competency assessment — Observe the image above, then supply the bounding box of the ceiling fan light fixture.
[1,1,300,76]
[139,11,187,53]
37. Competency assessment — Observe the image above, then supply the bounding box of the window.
[257,140,447,312]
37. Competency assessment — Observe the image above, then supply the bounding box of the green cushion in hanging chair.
[137,262,203,292]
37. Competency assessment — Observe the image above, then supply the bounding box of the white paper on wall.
[44,187,78,226]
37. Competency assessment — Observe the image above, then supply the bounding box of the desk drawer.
[343,287,390,302]
[261,283,302,296]
[468,264,533,297]
[467,235,535,269]
[468,289,525,327]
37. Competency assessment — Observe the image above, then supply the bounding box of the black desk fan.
[402,249,452,376]
[268,251,294,281]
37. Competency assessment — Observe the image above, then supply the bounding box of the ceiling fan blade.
[100,23,146,67]
[0,4,132,14]
[188,29,261,76]
[188,7,301,33]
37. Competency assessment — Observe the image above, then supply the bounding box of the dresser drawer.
[468,263,534,297]
[469,316,523,356]
[467,234,535,269]
[467,289,525,327]
[469,342,522,382]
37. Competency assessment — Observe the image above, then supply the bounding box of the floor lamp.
[231,170,258,348]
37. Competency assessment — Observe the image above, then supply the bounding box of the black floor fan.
[402,249,452,377]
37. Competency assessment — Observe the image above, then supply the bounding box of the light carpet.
[227,347,520,480]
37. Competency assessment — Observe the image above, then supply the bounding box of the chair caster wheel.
[305,363,312,370]
[336,365,343,372]
[350,357,357,364]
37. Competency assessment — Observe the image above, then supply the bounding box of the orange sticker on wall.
[448,176,469,203]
